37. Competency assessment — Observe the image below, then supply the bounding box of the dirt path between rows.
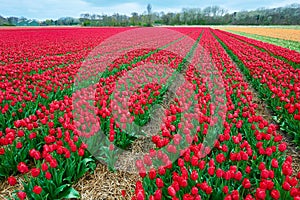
[230,57,300,176]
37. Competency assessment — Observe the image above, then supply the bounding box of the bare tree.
[147,4,152,26]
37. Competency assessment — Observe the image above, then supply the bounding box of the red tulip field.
[0,27,299,200]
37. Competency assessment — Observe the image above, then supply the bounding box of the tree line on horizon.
[0,3,299,26]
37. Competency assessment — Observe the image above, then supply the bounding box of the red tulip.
[168,186,176,197]
[270,189,280,199]
[7,176,17,186]
[31,168,40,177]
[149,168,156,180]
[17,162,29,174]
[255,188,266,199]
[242,178,251,189]
[33,185,42,194]
[17,191,27,200]
[282,181,291,191]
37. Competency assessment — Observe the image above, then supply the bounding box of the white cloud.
[1,0,299,20]
[97,2,145,15]
[1,0,144,20]
[268,0,299,8]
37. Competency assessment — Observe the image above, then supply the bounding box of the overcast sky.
[1,0,298,20]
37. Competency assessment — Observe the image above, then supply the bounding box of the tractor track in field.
[71,90,179,200]
[249,85,300,176]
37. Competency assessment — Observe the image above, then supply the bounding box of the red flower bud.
[31,168,40,177]
[33,185,42,194]
[191,170,198,181]
[168,186,176,197]
[17,162,29,174]
[149,168,156,180]
[156,178,164,188]
[17,191,27,200]
[7,176,17,186]
[45,172,52,180]
[270,189,280,199]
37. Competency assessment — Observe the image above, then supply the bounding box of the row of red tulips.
[0,28,132,133]
[212,29,300,146]
[216,30,300,65]
[0,27,192,132]
[0,28,129,65]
